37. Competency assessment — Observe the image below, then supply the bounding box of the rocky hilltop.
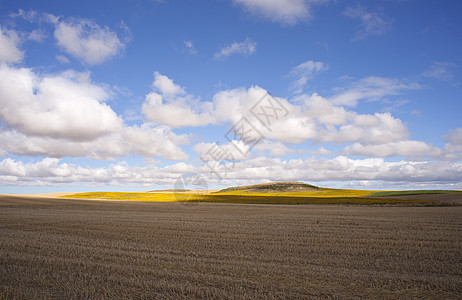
[216,181,320,193]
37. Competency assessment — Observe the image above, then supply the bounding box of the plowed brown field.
[1,195,461,299]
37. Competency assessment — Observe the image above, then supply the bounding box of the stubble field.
[0,195,461,299]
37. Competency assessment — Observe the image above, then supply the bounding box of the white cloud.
[212,86,318,143]
[214,38,256,60]
[344,5,392,41]
[183,40,197,55]
[0,66,189,161]
[344,141,442,157]
[194,141,251,161]
[307,147,332,156]
[152,71,185,98]
[254,140,295,157]
[142,92,214,127]
[212,156,462,185]
[0,130,89,158]
[444,145,462,161]
[422,62,455,80]
[0,65,122,141]
[27,29,46,42]
[289,60,328,93]
[319,112,409,144]
[410,109,421,117]
[444,128,462,145]
[292,93,409,144]
[212,87,409,145]
[2,156,460,188]
[0,65,437,165]
[10,9,57,24]
[54,18,125,65]
[145,83,313,142]
[5,11,126,65]
[43,13,59,24]
[142,76,413,146]
[0,27,24,63]
[119,20,133,43]
[0,158,196,187]
[303,92,350,125]
[381,99,409,113]
[442,128,462,160]
[330,76,420,106]
[93,124,189,160]
[56,54,70,64]
[0,66,190,161]
[234,0,326,25]
[9,9,38,22]
[142,72,215,127]
[0,124,189,161]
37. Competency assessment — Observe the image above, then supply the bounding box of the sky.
[0,0,461,193]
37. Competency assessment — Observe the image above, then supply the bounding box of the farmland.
[62,184,462,205]
[63,191,441,205]
[1,194,461,299]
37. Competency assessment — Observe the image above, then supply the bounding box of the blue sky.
[0,0,461,193]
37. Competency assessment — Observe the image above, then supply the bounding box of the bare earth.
[0,195,461,299]
[375,193,462,205]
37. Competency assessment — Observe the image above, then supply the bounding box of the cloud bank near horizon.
[0,3,461,191]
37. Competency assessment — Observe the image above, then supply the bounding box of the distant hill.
[147,189,191,193]
[215,181,320,193]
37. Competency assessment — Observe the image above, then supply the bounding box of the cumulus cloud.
[142,72,215,127]
[318,112,409,144]
[151,71,185,98]
[212,86,317,143]
[8,10,126,65]
[214,156,462,185]
[194,141,251,162]
[344,5,393,41]
[142,92,213,127]
[0,27,24,63]
[143,74,414,147]
[214,38,256,60]
[289,60,328,93]
[54,18,125,65]
[246,89,409,145]
[444,128,462,145]
[0,124,189,161]
[442,128,462,160]
[0,158,196,187]
[343,141,442,157]
[211,86,411,145]
[234,0,326,25]
[294,93,410,144]
[2,156,461,188]
[302,92,349,125]
[89,124,189,160]
[0,66,189,161]
[0,63,441,166]
[306,147,332,156]
[254,140,295,157]
[0,65,122,141]
[144,82,316,143]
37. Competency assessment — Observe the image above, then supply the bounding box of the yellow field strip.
[62,189,379,201]
[215,188,378,198]
[60,191,439,205]
[63,192,181,202]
